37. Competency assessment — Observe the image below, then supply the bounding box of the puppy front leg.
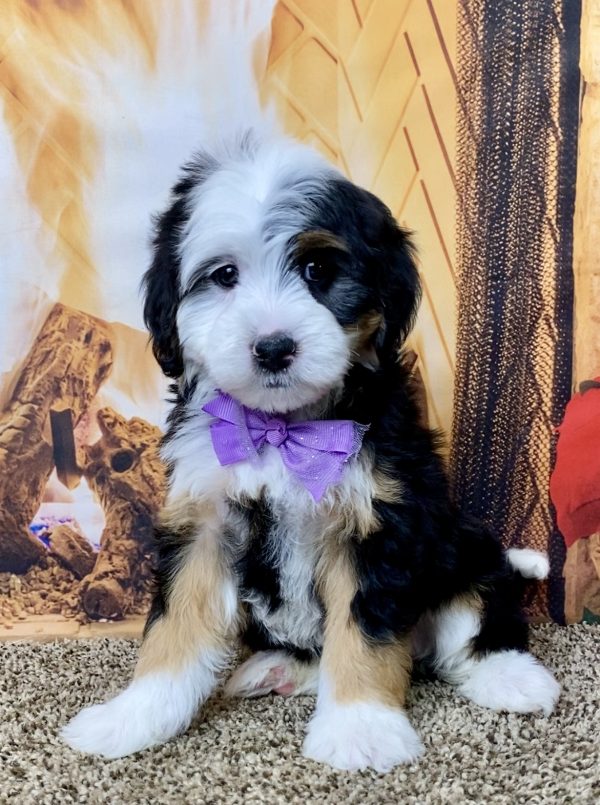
[62,501,237,758]
[304,548,424,773]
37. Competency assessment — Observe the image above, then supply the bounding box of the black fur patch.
[232,497,322,660]
[333,361,529,653]
[241,616,319,663]
[160,376,199,481]
[473,569,529,654]
[144,520,194,637]
[232,497,281,612]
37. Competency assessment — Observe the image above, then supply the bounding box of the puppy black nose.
[252,332,296,372]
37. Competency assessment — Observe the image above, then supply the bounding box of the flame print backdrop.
[0,1,590,637]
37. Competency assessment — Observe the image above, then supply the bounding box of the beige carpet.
[0,625,598,804]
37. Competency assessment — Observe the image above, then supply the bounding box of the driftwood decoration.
[0,304,113,572]
[564,533,600,623]
[50,525,96,580]
[80,407,166,619]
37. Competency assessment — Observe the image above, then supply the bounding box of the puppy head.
[143,134,420,413]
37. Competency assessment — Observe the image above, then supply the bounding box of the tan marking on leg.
[372,464,404,505]
[157,494,211,535]
[329,452,403,541]
[135,498,237,678]
[464,590,484,614]
[317,545,412,708]
[447,590,485,624]
[328,493,379,542]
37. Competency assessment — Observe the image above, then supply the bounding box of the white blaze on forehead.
[178,137,337,289]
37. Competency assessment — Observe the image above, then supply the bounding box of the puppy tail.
[505,548,550,581]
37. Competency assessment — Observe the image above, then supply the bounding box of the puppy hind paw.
[459,650,560,716]
[225,650,318,698]
[303,701,424,773]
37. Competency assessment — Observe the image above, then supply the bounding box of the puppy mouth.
[262,372,292,389]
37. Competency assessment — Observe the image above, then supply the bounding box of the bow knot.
[202,392,368,501]
[265,418,288,447]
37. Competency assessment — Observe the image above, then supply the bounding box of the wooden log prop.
[49,525,96,580]
[80,407,166,620]
[564,533,600,623]
[0,304,113,572]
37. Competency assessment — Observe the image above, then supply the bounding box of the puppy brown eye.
[211,264,238,289]
[302,260,334,284]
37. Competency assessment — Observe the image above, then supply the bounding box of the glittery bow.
[202,392,368,501]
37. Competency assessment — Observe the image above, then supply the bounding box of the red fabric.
[550,378,600,547]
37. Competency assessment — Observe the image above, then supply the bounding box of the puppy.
[62,130,559,772]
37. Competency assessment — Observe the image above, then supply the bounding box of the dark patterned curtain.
[451,0,581,621]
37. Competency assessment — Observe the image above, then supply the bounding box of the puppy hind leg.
[225,650,319,698]
[430,593,560,716]
[62,502,238,758]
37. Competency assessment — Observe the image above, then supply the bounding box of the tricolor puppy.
[63,131,559,772]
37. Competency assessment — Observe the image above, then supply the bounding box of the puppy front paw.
[62,699,145,759]
[62,673,197,758]
[303,700,424,772]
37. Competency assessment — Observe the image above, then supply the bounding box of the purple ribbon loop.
[202,392,368,501]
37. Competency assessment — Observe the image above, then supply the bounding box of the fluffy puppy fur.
[62,131,559,772]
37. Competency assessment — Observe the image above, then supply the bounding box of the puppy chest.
[233,499,324,652]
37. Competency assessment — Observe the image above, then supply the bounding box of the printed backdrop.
[0,0,592,637]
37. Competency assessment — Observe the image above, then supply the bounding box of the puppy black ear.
[142,154,218,379]
[333,179,421,365]
[142,197,186,379]
[374,213,422,362]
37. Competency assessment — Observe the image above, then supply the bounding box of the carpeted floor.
[0,625,598,804]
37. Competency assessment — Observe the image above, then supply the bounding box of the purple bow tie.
[202,392,368,501]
